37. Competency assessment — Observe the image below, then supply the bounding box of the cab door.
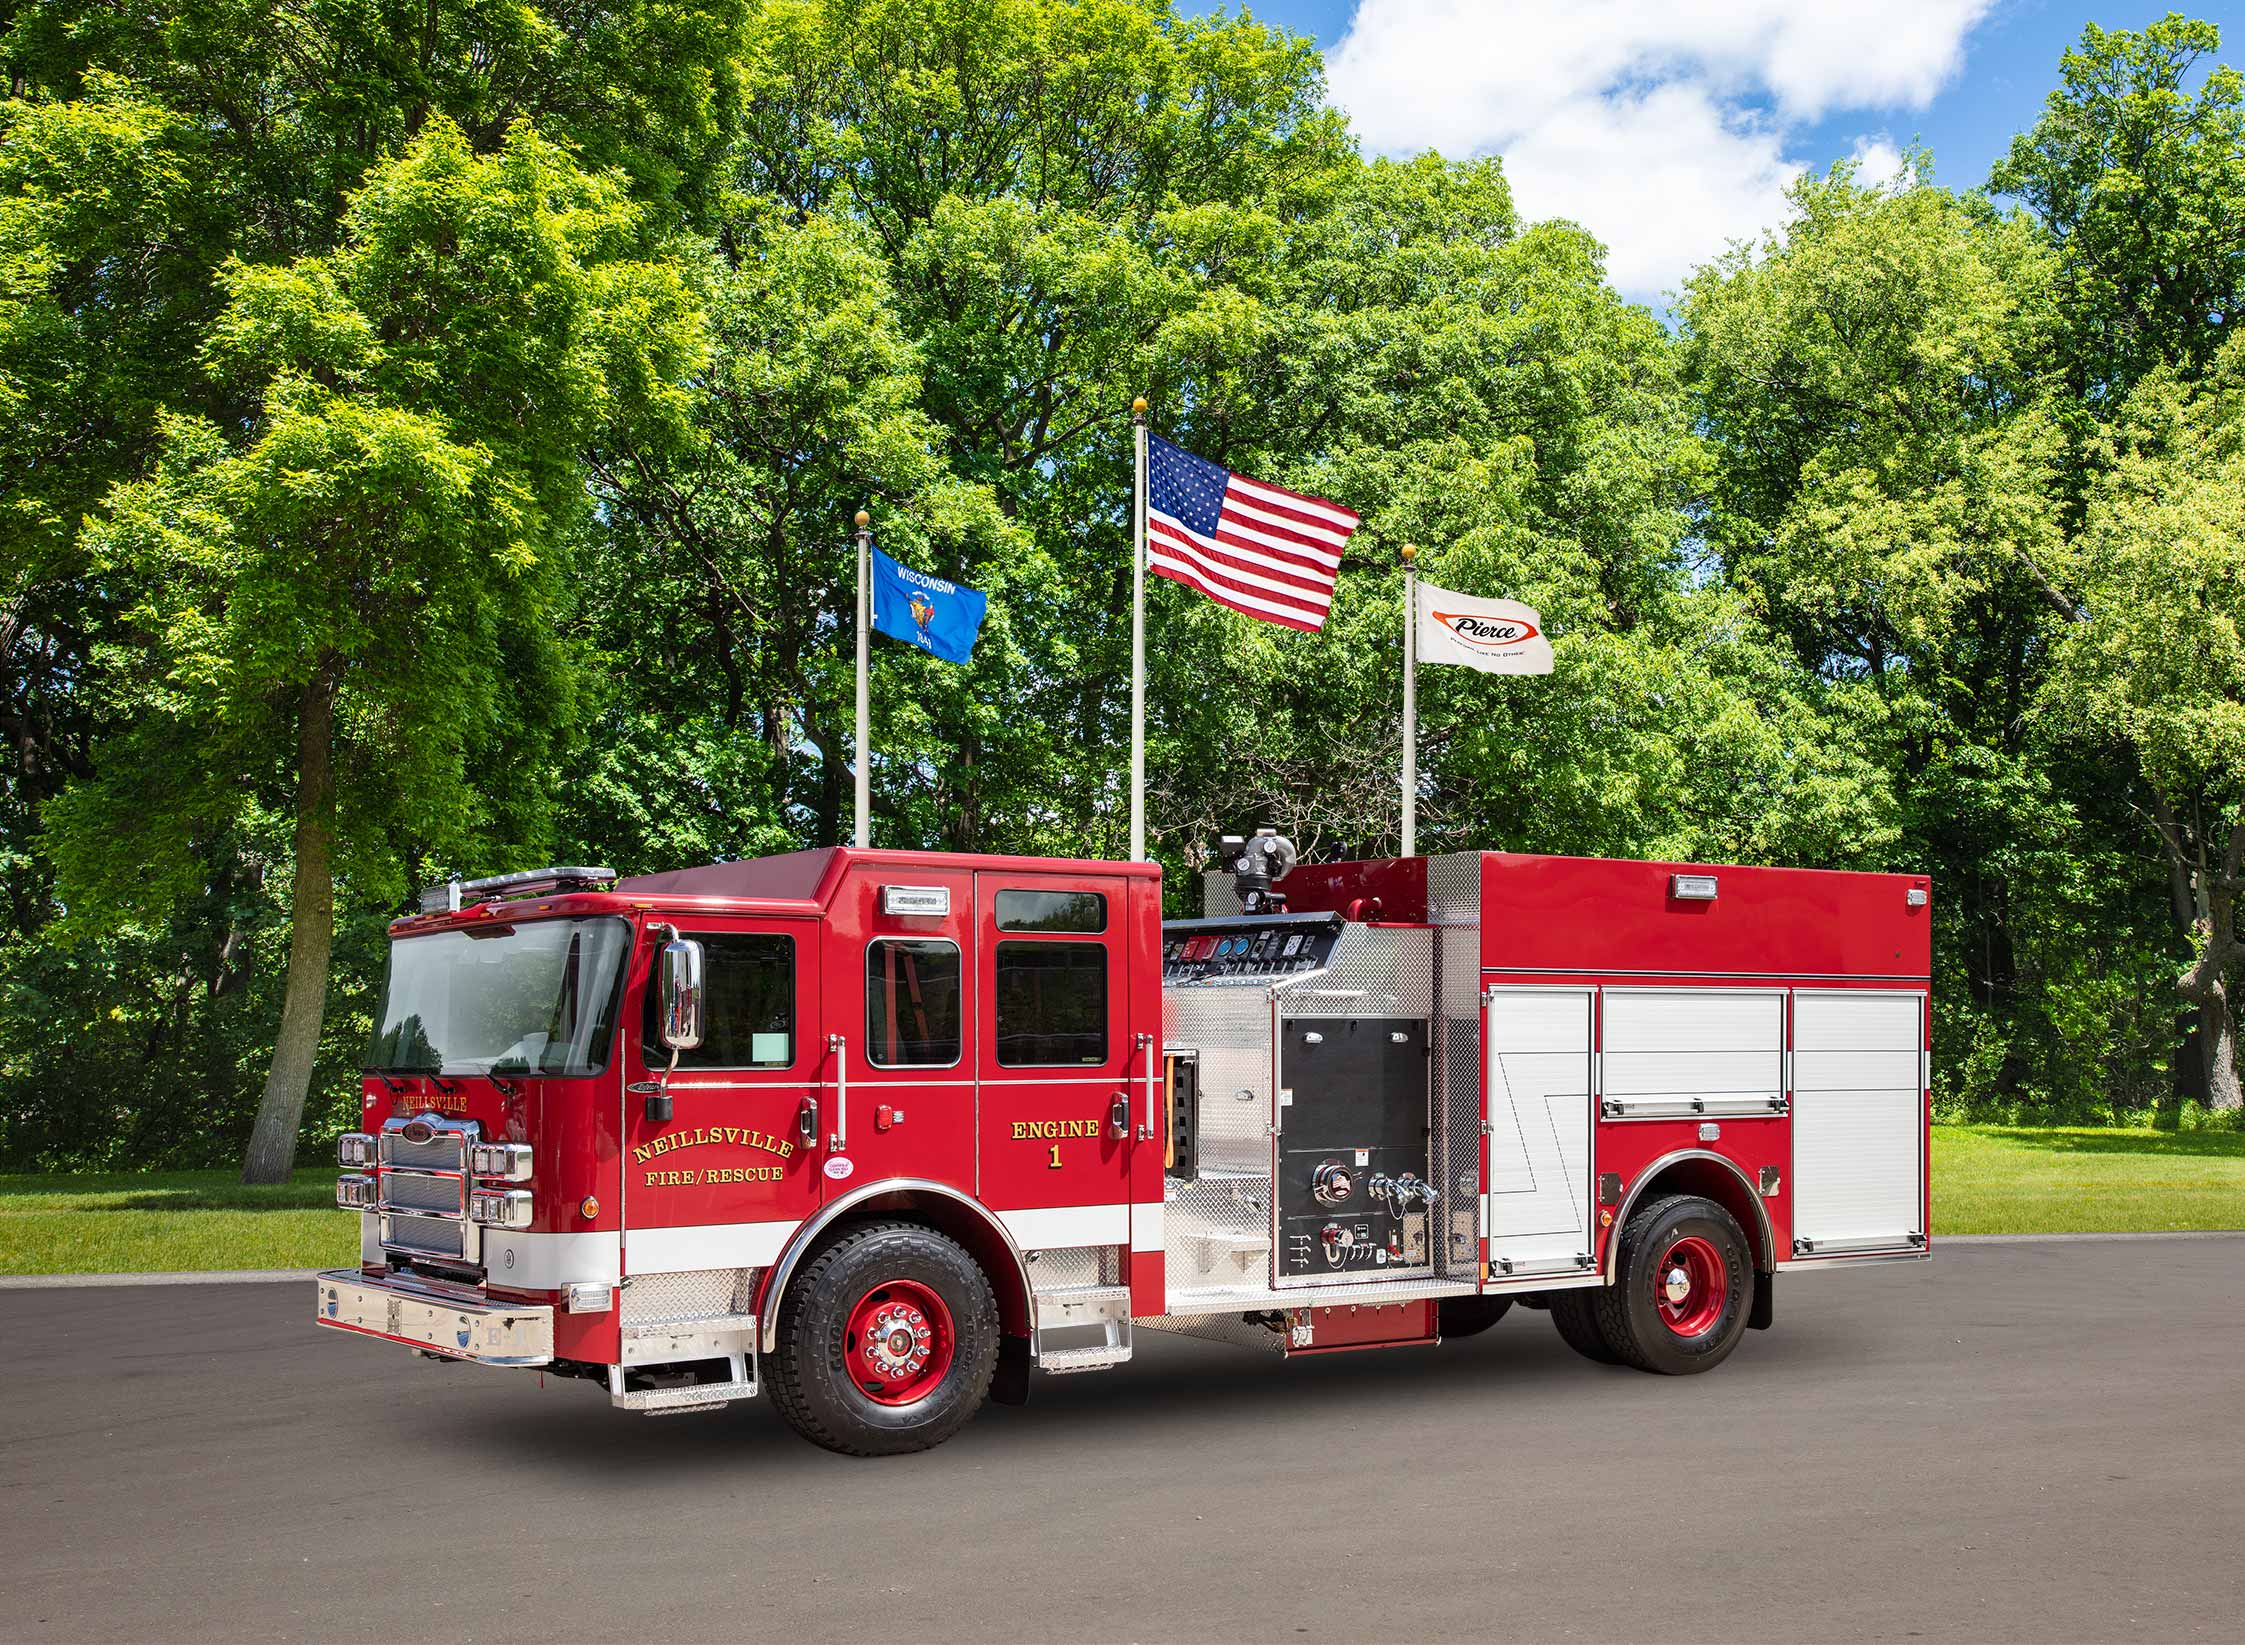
[620,917,822,1266]
[973,871,1131,1239]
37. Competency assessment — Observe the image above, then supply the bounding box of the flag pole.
[1401,542,1418,858]
[1130,396,1148,861]
[854,508,872,849]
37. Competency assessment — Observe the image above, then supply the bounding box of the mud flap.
[990,1333,1032,1406]
[1749,1269,1775,1331]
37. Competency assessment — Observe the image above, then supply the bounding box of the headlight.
[336,1133,376,1169]
[470,1142,532,1182]
[336,1174,377,1210]
[468,1189,533,1230]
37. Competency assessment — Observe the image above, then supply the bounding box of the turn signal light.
[467,1189,533,1230]
[336,1134,376,1169]
[336,1174,377,1210]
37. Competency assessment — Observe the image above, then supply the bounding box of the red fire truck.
[317,838,1932,1455]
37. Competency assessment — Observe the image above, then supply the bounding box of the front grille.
[383,1213,468,1258]
[380,1128,466,1171]
[380,1170,465,1215]
[377,1115,482,1269]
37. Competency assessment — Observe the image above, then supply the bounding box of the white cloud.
[1326,0,1995,301]
[1848,136,1910,191]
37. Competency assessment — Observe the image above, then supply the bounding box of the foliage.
[1,2,2242,1166]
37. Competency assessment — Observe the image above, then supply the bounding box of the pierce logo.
[1433,610,1540,649]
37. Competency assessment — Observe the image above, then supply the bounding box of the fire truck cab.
[318,842,1932,1455]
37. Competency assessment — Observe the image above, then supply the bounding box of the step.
[1037,1342,1132,1374]
[611,1377,758,1413]
[1031,1283,1131,1331]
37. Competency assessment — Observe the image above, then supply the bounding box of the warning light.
[580,1196,600,1220]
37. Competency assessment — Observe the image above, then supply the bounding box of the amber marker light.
[580,1196,600,1220]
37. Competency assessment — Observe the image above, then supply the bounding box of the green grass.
[0,1168,356,1275]
[1931,1125,2245,1234]
[1,1128,2240,1274]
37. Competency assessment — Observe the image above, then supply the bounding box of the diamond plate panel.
[1274,924,1433,1021]
[1024,1246,1122,1290]
[621,1268,757,1325]
[1135,1311,1288,1353]
[1164,984,1273,1177]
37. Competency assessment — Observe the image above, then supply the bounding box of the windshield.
[365,917,632,1077]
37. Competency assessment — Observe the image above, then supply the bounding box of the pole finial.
[1131,396,1148,417]
[854,509,870,530]
[1400,542,1418,563]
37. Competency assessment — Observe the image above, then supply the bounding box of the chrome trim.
[335,1174,376,1210]
[1604,1148,1778,1282]
[1138,1032,1158,1140]
[754,1179,1032,1357]
[468,1188,534,1230]
[470,1142,533,1182]
[1779,1248,1932,1273]
[336,1133,376,1169]
[828,1032,848,1151]
[313,1269,552,1366]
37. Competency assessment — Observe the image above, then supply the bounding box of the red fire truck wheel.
[767,1220,1000,1456]
[1591,1194,1752,1375]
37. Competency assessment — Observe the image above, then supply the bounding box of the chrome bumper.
[314,1269,553,1367]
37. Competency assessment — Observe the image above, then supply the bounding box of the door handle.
[1137,1033,1158,1141]
[797,1096,820,1143]
[1109,1095,1130,1139]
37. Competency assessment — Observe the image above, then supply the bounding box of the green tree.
[47,120,701,1179]
[1992,14,2245,401]
[2048,337,2245,1109]
[1680,161,2182,1116]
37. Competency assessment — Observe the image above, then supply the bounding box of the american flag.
[1146,434,1360,632]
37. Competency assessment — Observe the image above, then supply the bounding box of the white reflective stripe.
[1129,1201,1165,1252]
[997,1203,1129,1249]
[626,1220,796,1273]
[481,1230,622,1289]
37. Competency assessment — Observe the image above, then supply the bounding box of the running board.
[1032,1283,1132,1374]
[608,1353,757,1413]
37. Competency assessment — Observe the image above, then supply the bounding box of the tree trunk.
[2199,988,2242,1112]
[2169,816,2245,1114]
[241,663,341,1184]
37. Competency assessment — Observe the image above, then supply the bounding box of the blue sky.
[1179,2,2240,306]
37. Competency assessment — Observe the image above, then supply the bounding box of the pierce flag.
[1413,581,1554,674]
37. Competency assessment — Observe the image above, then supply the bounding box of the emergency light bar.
[417,866,617,913]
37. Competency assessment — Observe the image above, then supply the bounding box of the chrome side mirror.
[658,937,705,1052]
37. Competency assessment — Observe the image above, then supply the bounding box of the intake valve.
[1369,1172,1439,1217]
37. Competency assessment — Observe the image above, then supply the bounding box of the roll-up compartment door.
[1791,991,1926,1254]
[1600,989,1785,1119]
[1484,988,1594,1276]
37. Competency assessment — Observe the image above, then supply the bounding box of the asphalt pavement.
[2,1237,2240,1643]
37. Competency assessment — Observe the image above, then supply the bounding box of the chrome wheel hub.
[1663,1266,1693,1305]
[863,1303,934,1379]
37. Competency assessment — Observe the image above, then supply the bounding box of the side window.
[994,940,1108,1067]
[643,933,794,1069]
[866,939,962,1067]
[993,889,1106,933]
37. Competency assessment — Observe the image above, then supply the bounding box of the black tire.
[1546,1286,1624,1364]
[766,1220,999,1456]
[1437,1295,1513,1339]
[1592,1194,1753,1375]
